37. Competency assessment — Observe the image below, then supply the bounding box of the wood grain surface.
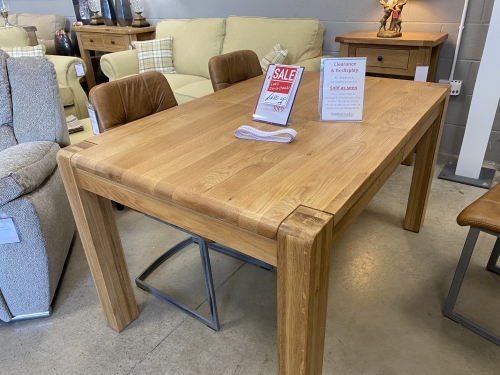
[335,31,448,47]
[72,72,448,240]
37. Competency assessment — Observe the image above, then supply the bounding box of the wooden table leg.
[57,147,139,331]
[404,94,449,232]
[277,206,333,375]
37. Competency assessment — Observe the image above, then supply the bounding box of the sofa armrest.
[46,55,88,119]
[100,50,139,81]
[297,55,335,72]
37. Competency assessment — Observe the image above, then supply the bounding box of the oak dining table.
[57,71,449,375]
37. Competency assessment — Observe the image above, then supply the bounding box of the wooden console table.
[335,31,448,82]
[72,25,155,90]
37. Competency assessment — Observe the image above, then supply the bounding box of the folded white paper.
[234,125,297,143]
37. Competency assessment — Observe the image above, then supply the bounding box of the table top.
[73,72,448,240]
[71,25,155,34]
[335,31,448,46]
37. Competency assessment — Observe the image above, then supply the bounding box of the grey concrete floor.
[1,154,499,374]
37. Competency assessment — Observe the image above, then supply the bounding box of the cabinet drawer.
[81,34,104,49]
[355,47,410,70]
[103,35,127,49]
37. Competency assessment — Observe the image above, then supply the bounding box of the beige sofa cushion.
[9,13,66,55]
[161,73,207,92]
[155,18,225,79]
[59,85,74,107]
[221,16,324,65]
[0,26,30,47]
[173,80,214,105]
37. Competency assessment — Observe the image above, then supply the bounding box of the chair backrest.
[208,50,263,92]
[88,71,178,133]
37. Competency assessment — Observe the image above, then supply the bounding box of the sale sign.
[253,64,304,126]
[261,66,299,107]
[319,58,367,122]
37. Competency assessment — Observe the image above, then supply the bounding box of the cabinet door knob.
[111,40,115,44]
[90,39,94,43]
[377,56,383,62]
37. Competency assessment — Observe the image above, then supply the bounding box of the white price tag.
[86,101,100,135]
[414,66,430,82]
[74,63,85,77]
[319,58,367,122]
[0,218,20,244]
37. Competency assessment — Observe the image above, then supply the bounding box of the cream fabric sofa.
[101,16,326,104]
[8,13,66,55]
[0,26,89,119]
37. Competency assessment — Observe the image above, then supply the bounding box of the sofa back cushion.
[9,13,66,54]
[7,57,69,147]
[221,16,325,65]
[0,50,12,129]
[0,26,30,47]
[155,18,225,79]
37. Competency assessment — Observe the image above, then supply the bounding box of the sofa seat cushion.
[0,125,17,152]
[0,141,59,206]
[221,16,325,65]
[162,73,208,92]
[58,84,74,107]
[173,79,214,105]
[155,18,225,79]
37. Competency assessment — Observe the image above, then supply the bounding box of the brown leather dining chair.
[208,50,263,92]
[443,182,500,345]
[88,72,271,331]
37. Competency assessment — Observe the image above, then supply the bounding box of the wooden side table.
[336,31,448,165]
[72,25,156,90]
[335,31,448,82]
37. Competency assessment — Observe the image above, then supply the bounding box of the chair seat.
[457,183,500,233]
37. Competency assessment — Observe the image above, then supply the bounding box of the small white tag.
[75,63,85,77]
[0,218,20,244]
[86,101,100,135]
[414,66,429,82]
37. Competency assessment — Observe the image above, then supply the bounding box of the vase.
[101,0,117,26]
[73,0,91,25]
[115,0,133,27]
[54,31,75,56]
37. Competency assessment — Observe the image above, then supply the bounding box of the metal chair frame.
[443,226,500,345]
[136,216,272,331]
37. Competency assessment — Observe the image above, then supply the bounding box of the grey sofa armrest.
[0,142,59,206]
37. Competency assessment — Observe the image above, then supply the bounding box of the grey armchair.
[0,50,75,322]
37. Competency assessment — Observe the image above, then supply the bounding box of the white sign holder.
[319,57,367,122]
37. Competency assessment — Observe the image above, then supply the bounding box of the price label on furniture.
[0,218,20,244]
[319,57,367,122]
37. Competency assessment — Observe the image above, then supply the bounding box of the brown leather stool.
[443,183,500,345]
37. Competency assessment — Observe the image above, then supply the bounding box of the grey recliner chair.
[0,50,75,322]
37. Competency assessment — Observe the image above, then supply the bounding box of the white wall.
[9,0,499,162]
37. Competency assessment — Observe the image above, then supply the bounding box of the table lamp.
[378,0,408,38]
[131,0,150,28]
[88,0,105,26]
[1,0,11,26]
